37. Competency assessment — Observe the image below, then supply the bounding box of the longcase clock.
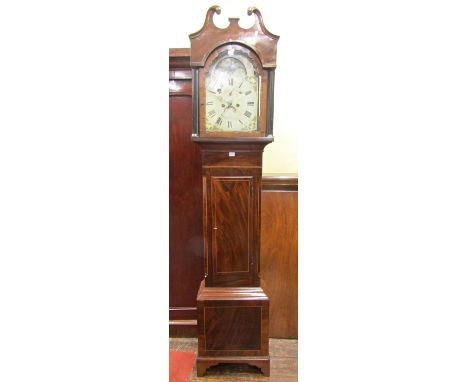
[189,6,279,376]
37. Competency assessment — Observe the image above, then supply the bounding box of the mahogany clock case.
[188,6,280,377]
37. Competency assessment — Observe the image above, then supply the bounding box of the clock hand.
[225,100,237,112]
[220,104,230,117]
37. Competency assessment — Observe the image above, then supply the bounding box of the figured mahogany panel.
[205,306,261,351]
[169,53,204,327]
[204,166,261,287]
[212,177,252,274]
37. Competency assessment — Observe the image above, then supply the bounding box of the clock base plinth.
[196,280,270,377]
[196,355,270,377]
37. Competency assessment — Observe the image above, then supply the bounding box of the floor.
[169,337,298,382]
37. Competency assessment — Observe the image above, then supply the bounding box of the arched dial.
[204,48,259,132]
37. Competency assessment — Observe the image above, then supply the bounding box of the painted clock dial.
[204,46,259,132]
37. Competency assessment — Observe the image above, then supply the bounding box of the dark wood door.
[203,166,261,288]
[169,49,204,334]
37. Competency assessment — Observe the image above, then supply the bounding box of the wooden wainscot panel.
[260,175,298,338]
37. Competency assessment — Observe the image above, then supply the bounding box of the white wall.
[166,1,298,174]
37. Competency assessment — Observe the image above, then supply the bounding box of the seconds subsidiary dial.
[204,47,259,132]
